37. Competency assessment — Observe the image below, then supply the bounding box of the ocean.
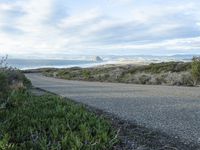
[5,55,195,70]
[6,59,106,70]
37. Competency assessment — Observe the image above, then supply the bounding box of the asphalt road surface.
[26,73,200,146]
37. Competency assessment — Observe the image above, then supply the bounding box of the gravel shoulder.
[26,73,200,149]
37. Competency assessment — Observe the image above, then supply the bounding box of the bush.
[82,70,91,80]
[0,72,9,100]
[191,57,200,85]
[152,74,166,85]
[181,72,193,86]
[0,56,31,104]
[138,74,151,84]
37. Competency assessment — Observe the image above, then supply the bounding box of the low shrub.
[191,57,200,85]
[0,56,31,105]
[181,72,193,86]
[41,61,195,86]
[138,74,151,84]
[145,62,191,74]
[82,70,91,80]
[0,72,9,100]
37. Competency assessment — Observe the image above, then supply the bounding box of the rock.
[94,56,103,62]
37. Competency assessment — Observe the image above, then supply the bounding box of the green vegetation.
[140,62,191,74]
[0,91,118,149]
[0,72,9,99]
[42,61,195,86]
[191,57,200,85]
[0,57,118,149]
[0,56,31,103]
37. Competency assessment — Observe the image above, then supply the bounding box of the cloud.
[0,0,200,57]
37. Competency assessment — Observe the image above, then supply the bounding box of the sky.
[0,0,200,58]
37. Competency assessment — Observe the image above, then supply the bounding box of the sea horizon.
[4,54,199,70]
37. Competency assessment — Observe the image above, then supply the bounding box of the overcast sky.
[0,0,200,57]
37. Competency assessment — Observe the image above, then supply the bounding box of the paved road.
[26,73,200,145]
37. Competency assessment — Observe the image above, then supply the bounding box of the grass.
[0,90,118,149]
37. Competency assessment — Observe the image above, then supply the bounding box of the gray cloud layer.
[0,0,200,57]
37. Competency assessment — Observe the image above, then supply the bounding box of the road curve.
[26,73,200,145]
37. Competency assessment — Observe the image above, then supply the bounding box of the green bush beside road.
[191,57,200,85]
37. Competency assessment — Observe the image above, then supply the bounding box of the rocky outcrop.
[94,56,103,62]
